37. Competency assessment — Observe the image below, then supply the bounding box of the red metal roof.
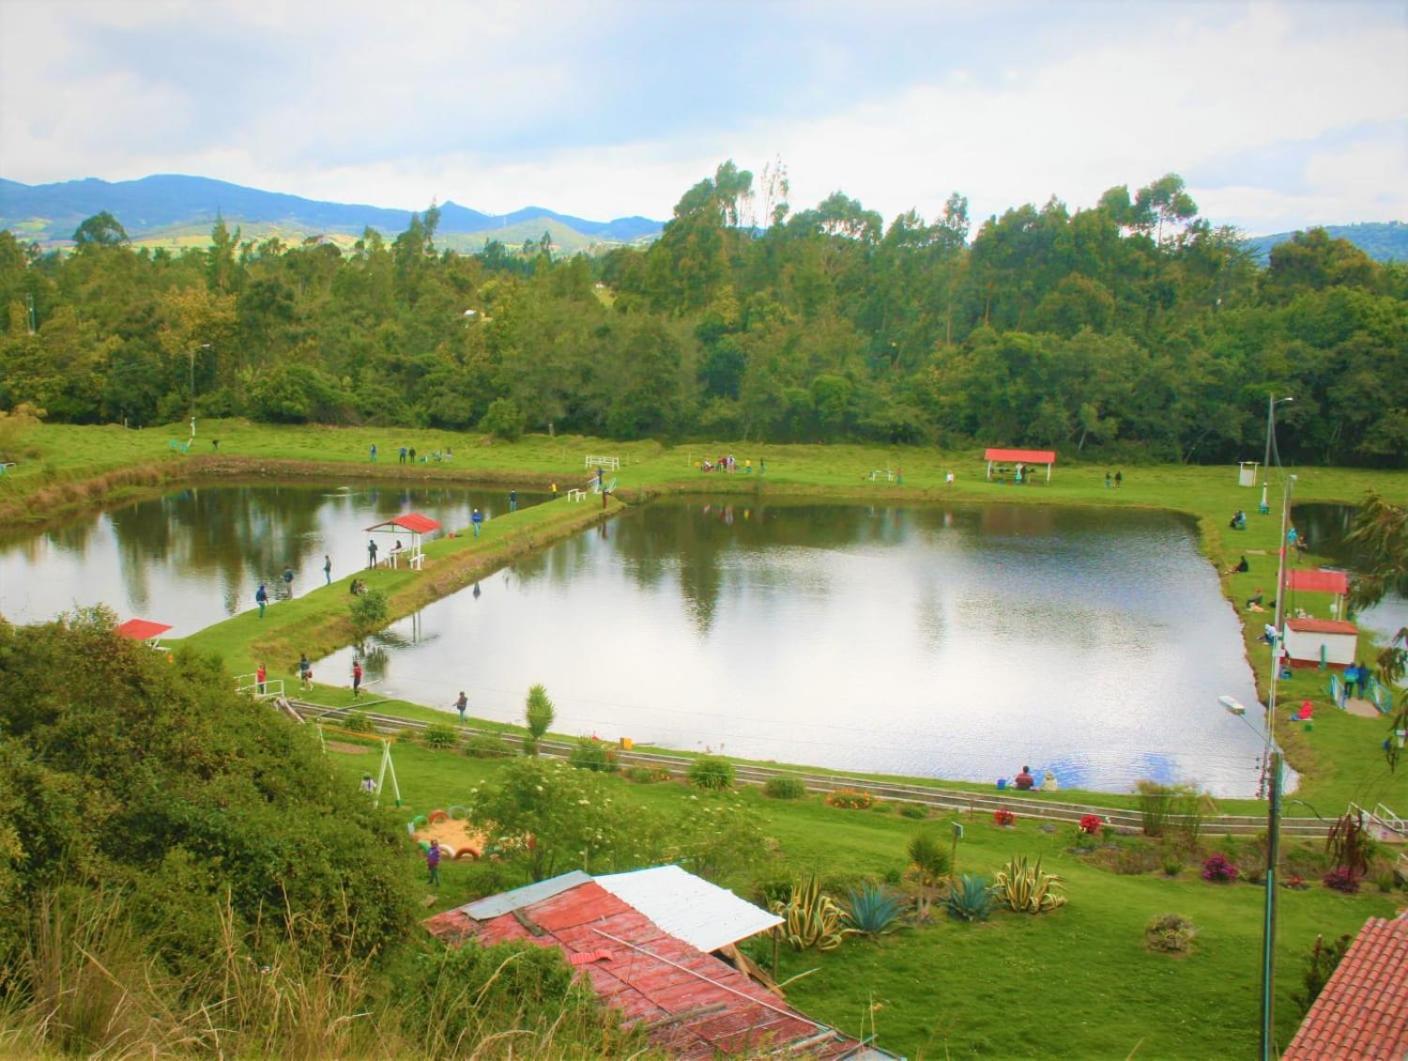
[984,448,1056,463]
[425,878,862,1059]
[1286,569,1350,595]
[115,619,172,640]
[366,512,441,534]
[1283,915,1408,1060]
[1286,618,1358,636]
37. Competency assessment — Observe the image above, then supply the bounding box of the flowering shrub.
[826,788,874,810]
[1078,814,1103,835]
[1201,853,1239,883]
[1283,874,1308,890]
[993,808,1015,827]
[1322,866,1361,893]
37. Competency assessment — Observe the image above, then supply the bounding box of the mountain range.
[2,174,1404,263]
[0,174,665,254]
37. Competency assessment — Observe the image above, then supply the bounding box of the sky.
[1,0,1405,236]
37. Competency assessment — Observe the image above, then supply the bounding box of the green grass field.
[3,418,1406,818]
[325,734,1401,1058]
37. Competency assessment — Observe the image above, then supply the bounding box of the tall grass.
[1,888,649,1059]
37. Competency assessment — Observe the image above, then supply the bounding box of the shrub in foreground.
[1145,913,1197,954]
[688,755,735,790]
[994,855,1067,914]
[764,776,807,799]
[568,737,620,772]
[421,723,458,749]
[464,733,514,759]
[825,787,873,810]
[843,882,906,937]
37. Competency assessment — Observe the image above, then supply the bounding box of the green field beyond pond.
[2,419,1407,1058]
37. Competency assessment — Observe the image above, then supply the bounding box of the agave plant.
[944,873,994,922]
[842,882,906,937]
[993,855,1067,913]
[770,873,851,951]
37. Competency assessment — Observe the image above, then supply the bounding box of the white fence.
[584,455,620,470]
[235,673,285,700]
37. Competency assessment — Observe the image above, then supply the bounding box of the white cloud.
[1,0,1405,231]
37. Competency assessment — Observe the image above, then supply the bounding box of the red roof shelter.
[984,447,1056,483]
[425,871,873,1058]
[115,619,172,648]
[365,512,441,570]
[1285,569,1350,595]
[1283,914,1408,1059]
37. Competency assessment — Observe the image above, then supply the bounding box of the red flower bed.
[993,808,1015,827]
[1078,814,1102,835]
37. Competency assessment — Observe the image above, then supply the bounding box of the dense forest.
[1,163,1404,465]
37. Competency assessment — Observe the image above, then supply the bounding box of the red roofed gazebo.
[115,618,172,649]
[1283,914,1408,1059]
[985,447,1056,483]
[365,512,441,570]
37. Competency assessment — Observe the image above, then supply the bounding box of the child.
[426,840,441,886]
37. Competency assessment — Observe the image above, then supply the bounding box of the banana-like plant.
[993,855,1067,914]
[770,873,852,951]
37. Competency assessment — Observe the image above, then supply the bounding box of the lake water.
[321,499,1269,795]
[0,480,541,636]
[1294,502,1408,642]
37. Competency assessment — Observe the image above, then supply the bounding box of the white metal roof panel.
[594,864,782,952]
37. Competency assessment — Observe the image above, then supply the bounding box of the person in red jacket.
[352,659,363,698]
[1014,765,1035,791]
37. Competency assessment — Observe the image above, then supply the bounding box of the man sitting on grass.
[1014,765,1035,791]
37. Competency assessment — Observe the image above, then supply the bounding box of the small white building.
[1282,618,1358,670]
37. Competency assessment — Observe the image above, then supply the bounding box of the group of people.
[1229,509,1247,530]
[1008,765,1059,792]
[1343,661,1373,699]
[701,455,756,474]
[254,558,334,618]
[1103,470,1124,488]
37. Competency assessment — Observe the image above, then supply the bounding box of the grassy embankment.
[3,419,1406,816]
[322,734,1402,1059]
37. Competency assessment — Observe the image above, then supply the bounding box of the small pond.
[321,499,1269,795]
[0,480,542,636]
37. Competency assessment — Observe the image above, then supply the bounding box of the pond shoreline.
[5,435,1404,815]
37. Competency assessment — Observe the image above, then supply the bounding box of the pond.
[1293,502,1407,642]
[0,480,542,636]
[321,499,1270,795]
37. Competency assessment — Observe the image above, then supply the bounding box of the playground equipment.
[566,487,586,502]
[585,455,620,470]
[373,739,401,808]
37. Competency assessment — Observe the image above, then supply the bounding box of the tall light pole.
[189,342,211,437]
[1259,395,1293,513]
[1259,471,1296,1060]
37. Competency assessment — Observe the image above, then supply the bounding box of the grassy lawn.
[5,419,1407,817]
[324,736,1402,1059]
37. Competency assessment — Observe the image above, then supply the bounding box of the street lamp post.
[189,342,211,437]
[1259,395,1293,512]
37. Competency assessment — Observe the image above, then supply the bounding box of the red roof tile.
[115,618,172,640]
[424,878,865,1058]
[985,447,1056,463]
[1285,618,1359,636]
[366,512,441,534]
[1285,569,1351,595]
[1284,915,1408,1060]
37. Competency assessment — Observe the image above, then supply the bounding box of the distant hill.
[1244,221,1408,264]
[0,174,664,254]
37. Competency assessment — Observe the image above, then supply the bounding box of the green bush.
[945,874,994,922]
[524,684,555,755]
[825,788,873,810]
[1145,913,1197,954]
[341,710,374,733]
[568,737,619,772]
[842,882,906,937]
[908,833,952,883]
[464,733,514,759]
[898,803,928,819]
[763,776,806,799]
[421,723,458,749]
[479,398,526,442]
[687,755,735,790]
[348,589,389,639]
[624,766,672,784]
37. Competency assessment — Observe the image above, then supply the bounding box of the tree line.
[1,163,1404,465]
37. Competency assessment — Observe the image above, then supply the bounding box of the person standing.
[1114,470,1123,488]
[299,653,312,690]
[370,443,378,463]
[409,446,417,463]
[509,489,518,513]
[282,566,294,597]
[352,659,363,698]
[323,554,332,585]
[399,445,407,465]
[255,582,268,618]
[1105,471,1112,489]
[471,508,484,538]
[426,839,441,886]
[256,663,267,695]
[550,482,558,499]
[367,539,378,568]
[455,691,468,722]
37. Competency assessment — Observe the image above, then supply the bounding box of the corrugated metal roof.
[423,876,869,1059]
[462,870,590,919]
[1285,618,1358,635]
[594,864,782,952]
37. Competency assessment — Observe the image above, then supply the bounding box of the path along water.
[320,499,1269,795]
[0,480,543,636]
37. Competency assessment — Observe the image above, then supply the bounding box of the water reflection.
[320,499,1268,795]
[1293,502,1408,640]
[0,480,543,636]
